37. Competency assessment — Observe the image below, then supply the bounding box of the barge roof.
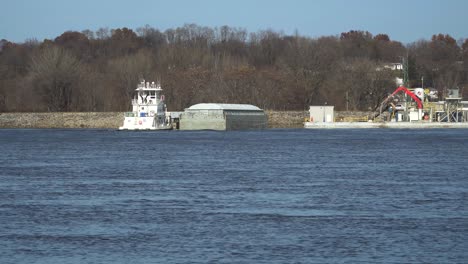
[187,103,262,111]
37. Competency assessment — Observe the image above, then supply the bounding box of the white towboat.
[118,80,172,130]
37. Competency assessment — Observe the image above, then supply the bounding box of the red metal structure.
[389,86,423,109]
[379,86,423,115]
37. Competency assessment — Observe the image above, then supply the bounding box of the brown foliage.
[0,25,467,112]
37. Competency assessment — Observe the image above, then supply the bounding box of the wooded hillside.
[1,24,467,112]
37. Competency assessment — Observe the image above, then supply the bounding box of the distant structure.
[308,106,335,123]
[375,62,405,86]
[179,103,268,130]
[383,62,404,71]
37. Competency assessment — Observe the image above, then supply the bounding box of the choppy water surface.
[1,128,467,263]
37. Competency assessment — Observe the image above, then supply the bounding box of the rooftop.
[187,103,262,111]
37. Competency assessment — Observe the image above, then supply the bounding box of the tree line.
[1,24,467,112]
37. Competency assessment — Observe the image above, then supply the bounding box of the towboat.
[118,80,172,130]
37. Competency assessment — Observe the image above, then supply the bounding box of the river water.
[1,128,467,263]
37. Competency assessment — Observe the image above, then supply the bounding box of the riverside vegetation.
[0,25,467,113]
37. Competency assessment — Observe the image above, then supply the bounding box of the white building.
[308,105,335,123]
[383,63,403,71]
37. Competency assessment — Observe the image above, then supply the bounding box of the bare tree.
[28,46,82,111]
[1,24,468,112]
[106,49,154,109]
[96,27,110,39]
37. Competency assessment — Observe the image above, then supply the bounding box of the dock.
[304,121,468,129]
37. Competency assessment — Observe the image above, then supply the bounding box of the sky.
[1,0,467,44]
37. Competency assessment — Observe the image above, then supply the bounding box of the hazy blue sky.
[1,0,467,43]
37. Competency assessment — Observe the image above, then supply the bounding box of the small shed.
[180,103,268,130]
[309,106,334,122]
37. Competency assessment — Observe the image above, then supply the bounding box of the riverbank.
[2,111,465,129]
[0,111,316,129]
[0,112,123,129]
[304,121,468,129]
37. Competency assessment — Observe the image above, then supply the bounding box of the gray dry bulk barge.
[179,103,268,130]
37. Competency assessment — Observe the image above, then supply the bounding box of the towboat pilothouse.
[119,80,172,130]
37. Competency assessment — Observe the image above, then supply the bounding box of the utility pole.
[346,91,349,111]
[403,55,409,87]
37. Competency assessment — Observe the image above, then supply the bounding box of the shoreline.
[304,121,468,129]
[0,111,310,129]
[2,112,467,129]
[0,112,123,129]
